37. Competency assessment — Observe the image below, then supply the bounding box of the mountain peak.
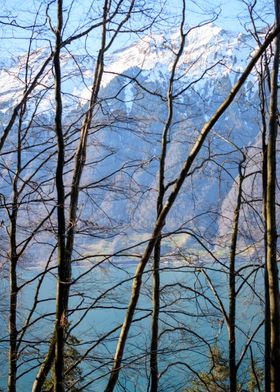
[97,23,252,94]
[0,23,254,112]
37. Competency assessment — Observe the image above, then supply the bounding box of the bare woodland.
[0,0,279,391]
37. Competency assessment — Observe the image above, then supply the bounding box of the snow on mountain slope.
[78,23,254,102]
[0,23,254,109]
[0,23,271,258]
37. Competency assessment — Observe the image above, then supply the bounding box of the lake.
[0,260,265,391]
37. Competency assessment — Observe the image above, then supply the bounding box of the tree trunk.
[53,1,66,390]
[150,237,161,392]
[259,68,271,392]
[8,101,24,392]
[8,196,19,392]
[8,251,18,392]
[266,3,280,389]
[32,339,56,392]
[150,7,187,389]
[229,159,244,392]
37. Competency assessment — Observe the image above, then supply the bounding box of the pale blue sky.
[0,0,274,60]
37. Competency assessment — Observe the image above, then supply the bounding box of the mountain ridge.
[0,22,273,262]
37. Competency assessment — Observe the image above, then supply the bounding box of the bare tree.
[104,23,280,392]
[1,2,280,391]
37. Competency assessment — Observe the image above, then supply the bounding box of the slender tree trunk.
[150,237,161,392]
[266,3,280,390]
[259,69,271,392]
[8,101,24,392]
[228,159,244,392]
[150,6,187,389]
[8,243,18,392]
[53,1,66,391]
[8,194,19,392]
[32,339,56,392]
[150,153,166,391]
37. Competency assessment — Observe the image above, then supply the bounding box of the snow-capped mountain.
[0,23,273,261]
[0,24,254,111]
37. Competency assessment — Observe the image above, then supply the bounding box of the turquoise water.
[0,262,264,391]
